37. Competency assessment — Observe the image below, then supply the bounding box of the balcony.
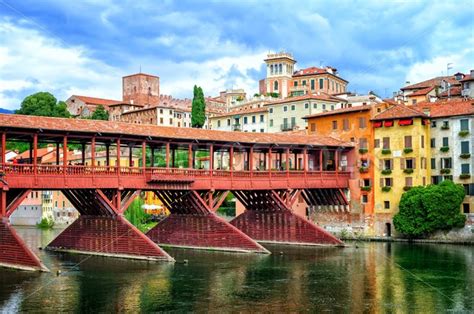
[280,123,296,131]
[232,124,241,131]
[462,89,470,97]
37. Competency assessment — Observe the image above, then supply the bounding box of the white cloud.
[0,18,122,109]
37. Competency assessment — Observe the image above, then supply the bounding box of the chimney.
[470,69,474,77]
[423,107,430,116]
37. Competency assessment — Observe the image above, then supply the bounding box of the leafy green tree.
[393,180,466,238]
[16,92,70,118]
[124,197,149,232]
[89,105,109,120]
[191,85,206,128]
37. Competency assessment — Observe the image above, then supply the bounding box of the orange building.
[303,103,390,233]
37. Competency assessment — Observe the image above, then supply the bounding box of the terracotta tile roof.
[408,86,435,97]
[266,93,345,106]
[460,74,474,82]
[292,66,348,82]
[73,95,122,107]
[16,147,55,159]
[411,99,474,118]
[212,107,268,118]
[438,86,462,97]
[0,114,352,147]
[372,104,428,121]
[122,73,159,79]
[303,105,372,119]
[401,76,461,91]
[383,98,399,106]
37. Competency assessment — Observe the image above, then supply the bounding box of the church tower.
[263,52,296,98]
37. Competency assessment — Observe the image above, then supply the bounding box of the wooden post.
[303,147,307,173]
[91,137,96,167]
[319,150,323,172]
[165,142,170,169]
[33,133,38,174]
[142,141,146,170]
[209,144,214,172]
[285,148,290,171]
[129,145,133,167]
[151,147,155,167]
[56,142,60,165]
[249,146,254,175]
[171,147,176,168]
[268,148,272,178]
[229,145,234,172]
[81,142,86,165]
[116,138,121,173]
[1,190,6,217]
[63,135,68,169]
[1,132,6,166]
[335,149,339,174]
[106,144,110,166]
[188,144,193,169]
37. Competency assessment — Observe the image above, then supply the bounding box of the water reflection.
[0,228,472,312]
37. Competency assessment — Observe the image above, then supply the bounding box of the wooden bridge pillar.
[46,189,173,262]
[230,189,344,246]
[147,190,269,253]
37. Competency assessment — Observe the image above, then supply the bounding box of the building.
[10,191,43,226]
[266,93,346,133]
[210,107,268,132]
[66,95,122,118]
[304,103,391,234]
[218,89,247,108]
[413,99,474,215]
[122,73,160,106]
[371,104,431,236]
[336,92,383,109]
[258,52,349,98]
[460,70,474,99]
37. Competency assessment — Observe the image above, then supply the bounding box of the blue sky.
[0,0,473,109]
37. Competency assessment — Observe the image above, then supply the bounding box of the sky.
[0,0,473,110]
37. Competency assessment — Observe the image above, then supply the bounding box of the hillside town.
[4,51,474,238]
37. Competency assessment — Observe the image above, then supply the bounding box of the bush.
[403,186,412,191]
[393,180,466,238]
[37,218,54,229]
[403,168,414,174]
[358,148,368,154]
[382,186,391,192]
[460,153,471,159]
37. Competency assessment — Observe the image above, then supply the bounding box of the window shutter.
[413,158,416,169]
[379,159,383,170]
[390,159,393,170]
[400,158,405,169]
[380,178,384,187]
[359,179,364,187]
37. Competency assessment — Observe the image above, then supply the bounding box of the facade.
[413,99,474,215]
[266,94,346,133]
[336,92,383,109]
[218,89,247,108]
[372,105,431,236]
[304,103,390,234]
[260,52,296,98]
[460,70,474,99]
[10,190,43,226]
[210,107,268,132]
[65,95,121,118]
[122,73,160,106]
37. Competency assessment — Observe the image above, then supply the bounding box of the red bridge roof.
[0,114,352,147]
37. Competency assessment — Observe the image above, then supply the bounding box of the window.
[310,123,316,132]
[160,117,163,124]
[252,129,256,132]
[160,109,163,114]
[313,103,317,109]
[363,178,371,187]
[359,138,368,149]
[260,115,264,122]
[311,79,315,90]
[404,136,412,148]
[227,119,231,126]
[412,99,417,105]
[362,195,368,203]
[283,106,288,112]
[260,129,264,132]
[331,105,335,110]
[431,158,436,169]
[294,81,298,87]
[442,137,449,147]
[322,104,326,110]
[461,141,470,154]
[252,116,256,124]
[302,80,306,86]
[441,158,452,169]
[383,137,390,149]
[461,164,470,174]
[305,103,309,109]
[291,105,295,110]
[269,119,273,127]
[442,120,449,128]
[291,117,296,126]
[269,108,273,114]
[384,201,390,209]
[460,119,469,131]
[217,120,221,127]
[332,120,338,130]
[374,139,380,148]
[319,78,324,89]
[431,120,437,128]
[384,178,393,187]
[405,158,414,169]
[274,81,279,91]
[359,117,367,128]
[169,118,173,124]
[169,109,173,114]
[405,177,413,187]
[243,117,248,124]
[463,203,470,214]
[383,159,393,170]
[343,118,349,131]
[421,135,424,148]
[430,138,436,148]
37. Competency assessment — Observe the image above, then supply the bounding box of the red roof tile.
[411,99,474,118]
[438,86,462,97]
[401,76,461,91]
[213,107,268,118]
[303,105,372,119]
[266,93,345,106]
[0,114,352,147]
[73,95,122,107]
[408,86,435,97]
[372,104,428,121]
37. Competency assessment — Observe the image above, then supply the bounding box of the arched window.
[279,64,282,74]
[274,81,279,91]
[270,64,274,74]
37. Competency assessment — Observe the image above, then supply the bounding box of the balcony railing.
[280,123,296,131]
[232,124,241,131]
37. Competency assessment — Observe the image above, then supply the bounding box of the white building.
[210,107,268,133]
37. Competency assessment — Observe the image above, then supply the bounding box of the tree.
[191,85,206,128]
[393,180,466,238]
[16,92,70,118]
[90,105,109,120]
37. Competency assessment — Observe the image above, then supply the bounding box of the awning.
[384,120,394,127]
[399,119,413,126]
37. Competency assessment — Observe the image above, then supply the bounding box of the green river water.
[0,227,473,312]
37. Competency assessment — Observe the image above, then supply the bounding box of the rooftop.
[303,105,372,119]
[72,95,122,107]
[411,99,474,118]
[212,107,268,118]
[401,75,462,91]
[372,103,428,121]
[408,86,435,97]
[266,93,345,106]
[0,114,352,148]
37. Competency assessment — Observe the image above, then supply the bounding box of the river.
[0,226,473,312]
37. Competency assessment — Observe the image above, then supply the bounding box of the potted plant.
[359,148,368,154]
[361,186,371,191]
[381,149,391,155]
[359,166,369,173]
[403,148,413,154]
[440,146,449,153]
[382,186,391,192]
[403,168,414,174]
[440,168,451,174]
[460,173,471,179]
[381,169,392,175]
[460,153,471,159]
[458,130,469,137]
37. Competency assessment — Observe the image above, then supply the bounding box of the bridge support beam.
[147,190,269,253]
[230,189,344,246]
[46,189,174,262]
[0,189,49,271]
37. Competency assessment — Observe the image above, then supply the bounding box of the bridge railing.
[1,164,350,180]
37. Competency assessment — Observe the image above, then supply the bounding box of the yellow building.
[372,105,431,236]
